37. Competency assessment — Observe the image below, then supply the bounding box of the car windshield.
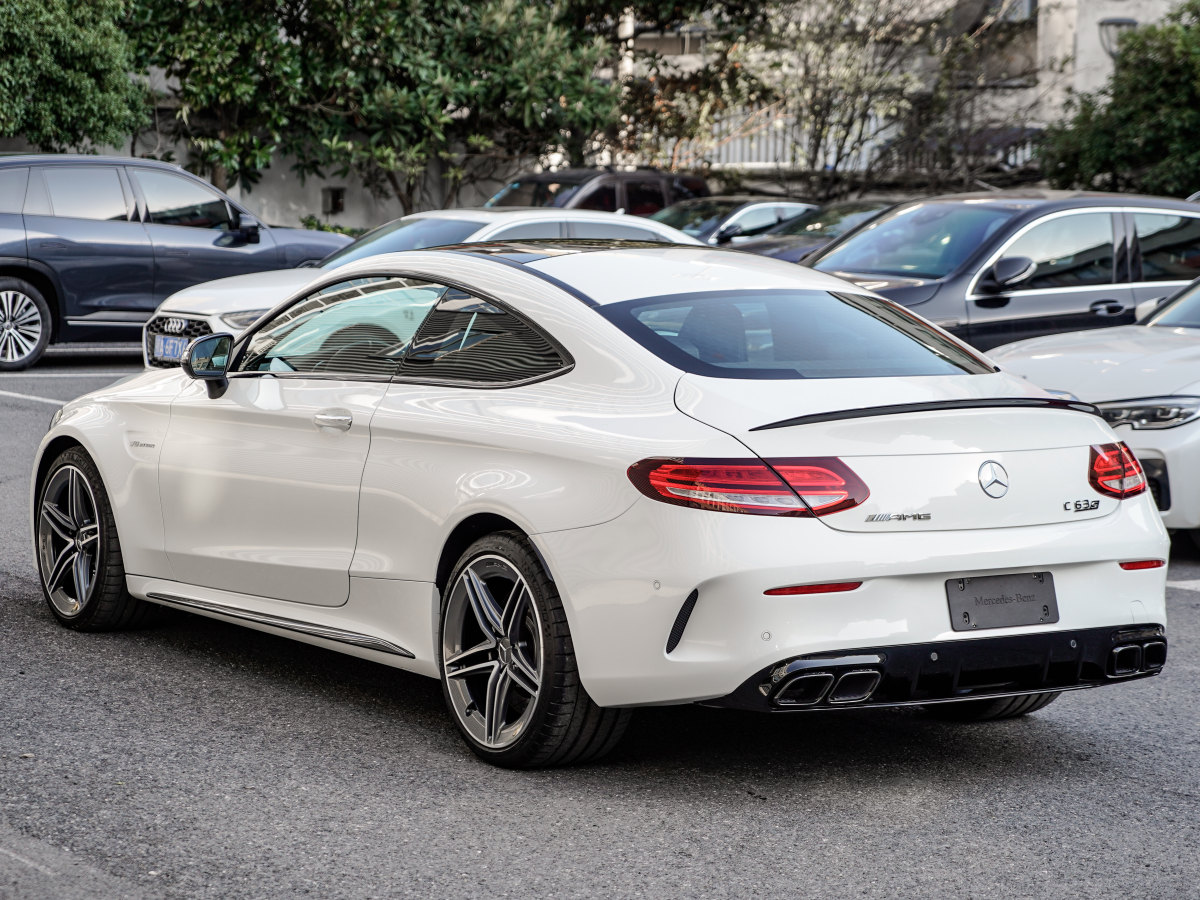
[650,199,743,237]
[769,202,889,238]
[318,218,484,268]
[485,177,588,208]
[1147,279,1200,328]
[598,289,994,379]
[813,202,1019,280]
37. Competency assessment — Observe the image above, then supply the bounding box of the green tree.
[1043,0,1200,196]
[0,0,143,151]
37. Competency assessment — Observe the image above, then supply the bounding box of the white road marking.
[0,388,63,407]
[0,845,57,876]
[1166,579,1200,592]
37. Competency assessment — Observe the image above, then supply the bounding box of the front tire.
[438,531,630,768]
[35,447,155,630]
[0,278,51,370]
[923,691,1060,722]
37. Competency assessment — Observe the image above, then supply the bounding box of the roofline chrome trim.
[146,592,416,658]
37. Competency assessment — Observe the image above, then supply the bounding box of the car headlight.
[219,309,269,330]
[1096,397,1200,429]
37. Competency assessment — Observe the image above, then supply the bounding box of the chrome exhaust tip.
[774,672,834,706]
[828,669,882,704]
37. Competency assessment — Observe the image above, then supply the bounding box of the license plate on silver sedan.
[154,334,190,361]
[946,572,1058,631]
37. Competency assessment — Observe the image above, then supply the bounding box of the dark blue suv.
[0,155,350,369]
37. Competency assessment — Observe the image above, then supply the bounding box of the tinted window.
[492,222,564,240]
[134,170,231,229]
[730,205,780,236]
[237,277,441,377]
[600,290,993,379]
[814,202,1018,279]
[0,168,28,214]
[575,184,617,212]
[43,167,128,221]
[486,178,586,208]
[570,222,663,241]
[1135,213,1200,281]
[319,218,484,268]
[670,177,708,202]
[627,181,666,216]
[1003,212,1114,288]
[771,202,889,238]
[399,290,568,385]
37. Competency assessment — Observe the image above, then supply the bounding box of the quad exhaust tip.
[773,668,882,707]
[828,669,883,704]
[1108,640,1167,678]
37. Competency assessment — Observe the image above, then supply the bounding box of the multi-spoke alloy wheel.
[35,448,154,631]
[0,279,50,370]
[442,554,544,749]
[37,465,101,617]
[439,531,631,768]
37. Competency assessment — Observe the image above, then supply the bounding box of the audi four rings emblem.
[162,317,188,334]
[978,460,1009,498]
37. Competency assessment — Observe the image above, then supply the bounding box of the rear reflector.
[765,581,862,596]
[627,458,869,517]
[1089,442,1147,499]
[1118,559,1165,570]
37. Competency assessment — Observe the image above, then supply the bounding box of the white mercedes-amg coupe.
[31,243,1169,768]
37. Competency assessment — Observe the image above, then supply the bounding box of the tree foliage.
[1042,0,1200,196]
[0,0,143,151]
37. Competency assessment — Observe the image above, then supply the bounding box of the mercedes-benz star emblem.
[978,460,1009,498]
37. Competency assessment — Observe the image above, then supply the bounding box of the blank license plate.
[946,572,1058,632]
[154,334,190,361]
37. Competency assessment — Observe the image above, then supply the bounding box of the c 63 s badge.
[1064,499,1100,512]
[865,513,931,522]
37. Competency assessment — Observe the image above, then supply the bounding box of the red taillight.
[765,581,862,596]
[1089,442,1147,499]
[1119,559,1165,571]
[627,457,868,517]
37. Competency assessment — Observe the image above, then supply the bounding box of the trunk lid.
[675,372,1123,532]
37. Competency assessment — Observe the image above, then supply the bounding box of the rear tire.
[0,278,51,370]
[438,530,630,768]
[35,447,157,631]
[924,691,1060,722]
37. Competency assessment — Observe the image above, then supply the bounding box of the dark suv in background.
[0,155,350,369]
[484,167,709,217]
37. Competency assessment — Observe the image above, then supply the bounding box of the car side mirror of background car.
[715,222,743,245]
[980,256,1036,293]
[182,333,234,398]
[1134,296,1168,323]
[231,209,261,244]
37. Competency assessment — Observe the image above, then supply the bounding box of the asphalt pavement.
[2,350,1198,899]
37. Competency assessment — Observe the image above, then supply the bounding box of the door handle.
[162,248,189,257]
[36,240,67,250]
[1089,300,1126,317]
[313,410,352,432]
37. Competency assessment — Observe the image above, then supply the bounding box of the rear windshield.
[319,217,483,268]
[813,202,1018,280]
[599,290,995,379]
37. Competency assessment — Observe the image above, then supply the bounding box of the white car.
[141,208,701,367]
[991,277,1200,543]
[35,244,1168,768]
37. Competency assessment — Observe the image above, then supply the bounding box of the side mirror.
[182,333,234,398]
[231,209,261,244]
[1134,296,1168,323]
[715,222,743,245]
[981,256,1036,292]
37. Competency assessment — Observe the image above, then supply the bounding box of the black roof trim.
[751,397,1102,431]
[460,248,599,308]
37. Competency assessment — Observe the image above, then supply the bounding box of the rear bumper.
[706,624,1167,711]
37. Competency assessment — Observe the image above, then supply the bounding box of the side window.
[0,168,28,214]
[492,222,565,240]
[400,290,569,385]
[236,276,442,378]
[1135,213,1200,281]
[570,222,662,242]
[575,184,617,212]
[627,181,666,216]
[1001,213,1114,289]
[133,169,233,229]
[730,206,781,236]
[42,167,129,221]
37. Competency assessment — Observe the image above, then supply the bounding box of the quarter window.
[626,181,666,216]
[1134,213,1200,281]
[134,169,233,229]
[236,277,442,378]
[42,167,128,221]
[1001,213,1114,288]
[399,290,568,385]
[575,184,617,212]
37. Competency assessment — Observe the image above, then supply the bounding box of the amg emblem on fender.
[865,513,932,522]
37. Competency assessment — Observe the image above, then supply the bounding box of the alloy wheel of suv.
[0,278,51,370]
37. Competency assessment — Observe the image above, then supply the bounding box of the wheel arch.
[435,512,528,594]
